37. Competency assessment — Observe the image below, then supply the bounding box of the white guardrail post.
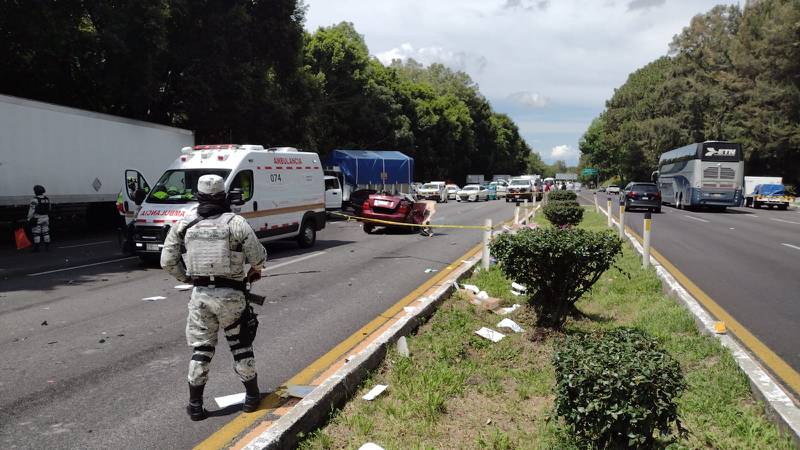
[643,211,652,267]
[594,192,599,213]
[607,196,613,228]
[513,205,520,225]
[482,218,492,270]
[618,200,625,238]
[522,199,528,224]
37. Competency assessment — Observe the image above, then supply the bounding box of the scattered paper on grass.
[462,284,481,294]
[286,385,316,398]
[174,284,193,291]
[358,444,385,450]
[362,384,388,401]
[477,291,489,300]
[495,304,521,315]
[396,336,409,357]
[510,290,523,296]
[497,318,524,333]
[475,327,506,342]
[215,392,245,408]
[141,296,166,302]
[511,282,527,292]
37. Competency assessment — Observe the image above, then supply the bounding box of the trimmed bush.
[542,201,584,227]
[490,227,622,328]
[553,328,686,449]
[547,190,577,202]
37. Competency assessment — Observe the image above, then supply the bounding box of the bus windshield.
[147,169,231,204]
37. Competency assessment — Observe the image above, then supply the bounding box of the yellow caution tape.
[330,211,501,230]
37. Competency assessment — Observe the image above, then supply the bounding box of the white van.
[121,144,326,260]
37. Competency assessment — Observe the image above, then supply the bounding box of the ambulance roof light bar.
[192,144,238,151]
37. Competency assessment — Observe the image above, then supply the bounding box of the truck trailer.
[0,94,194,234]
[323,149,414,209]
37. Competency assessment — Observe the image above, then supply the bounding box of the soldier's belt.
[192,277,246,291]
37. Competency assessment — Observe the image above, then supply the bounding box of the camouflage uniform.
[161,212,266,386]
[27,195,51,246]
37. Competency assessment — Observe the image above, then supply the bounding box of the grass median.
[298,208,794,449]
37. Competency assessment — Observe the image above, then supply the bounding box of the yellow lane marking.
[195,243,483,450]
[624,225,800,395]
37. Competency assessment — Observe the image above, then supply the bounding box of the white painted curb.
[602,205,800,443]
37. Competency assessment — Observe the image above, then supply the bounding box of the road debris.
[511,282,527,292]
[396,336,410,357]
[215,392,245,408]
[461,284,481,294]
[98,339,106,343]
[358,443,385,450]
[362,384,388,401]
[174,284,193,291]
[714,321,727,334]
[41,320,48,326]
[47,341,58,345]
[496,318,524,333]
[475,327,506,342]
[424,268,438,273]
[141,296,166,302]
[495,304,522,315]
[286,385,316,399]
[345,354,357,363]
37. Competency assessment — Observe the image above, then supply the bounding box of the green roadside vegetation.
[298,209,795,449]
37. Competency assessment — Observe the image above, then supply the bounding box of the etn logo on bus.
[705,147,736,157]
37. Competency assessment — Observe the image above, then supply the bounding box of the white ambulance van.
[121,144,326,260]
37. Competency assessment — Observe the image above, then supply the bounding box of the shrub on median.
[553,328,686,449]
[547,190,577,202]
[490,227,622,328]
[542,201,584,227]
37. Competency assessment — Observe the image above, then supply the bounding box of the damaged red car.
[359,193,435,235]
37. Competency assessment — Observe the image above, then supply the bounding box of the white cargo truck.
[0,94,194,206]
[0,94,194,233]
[743,176,782,206]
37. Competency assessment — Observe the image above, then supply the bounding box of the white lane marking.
[682,215,709,223]
[745,214,760,218]
[57,240,112,249]
[781,243,800,251]
[771,218,800,225]
[262,251,326,273]
[27,256,138,276]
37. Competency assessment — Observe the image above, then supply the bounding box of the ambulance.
[121,144,327,260]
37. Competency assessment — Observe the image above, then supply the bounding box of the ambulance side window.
[231,170,254,202]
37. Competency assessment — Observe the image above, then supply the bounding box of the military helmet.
[197,175,225,195]
[33,185,46,195]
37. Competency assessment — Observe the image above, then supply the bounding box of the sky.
[304,0,737,166]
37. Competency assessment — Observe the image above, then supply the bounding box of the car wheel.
[363,223,375,234]
[655,206,662,213]
[752,200,760,209]
[297,220,316,248]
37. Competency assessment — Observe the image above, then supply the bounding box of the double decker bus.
[654,141,744,210]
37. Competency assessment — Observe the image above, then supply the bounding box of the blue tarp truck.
[323,150,414,209]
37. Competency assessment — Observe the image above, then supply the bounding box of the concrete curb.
[604,208,800,445]
[238,250,483,450]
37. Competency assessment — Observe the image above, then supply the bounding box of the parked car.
[488,181,507,199]
[606,185,621,194]
[598,186,606,193]
[623,182,661,213]
[358,193,434,235]
[446,184,460,200]
[416,182,448,203]
[506,178,534,202]
[457,184,489,202]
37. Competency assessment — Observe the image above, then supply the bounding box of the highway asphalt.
[0,198,515,449]
[583,191,800,394]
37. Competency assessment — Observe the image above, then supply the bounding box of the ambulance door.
[230,169,264,230]
[121,169,151,225]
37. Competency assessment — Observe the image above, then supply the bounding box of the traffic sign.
[582,168,598,176]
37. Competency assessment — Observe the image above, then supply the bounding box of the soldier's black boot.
[242,376,260,412]
[44,242,50,252]
[187,383,208,421]
[32,243,39,253]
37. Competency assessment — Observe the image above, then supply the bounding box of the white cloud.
[376,43,487,74]
[550,144,578,160]
[627,0,666,12]
[507,91,549,108]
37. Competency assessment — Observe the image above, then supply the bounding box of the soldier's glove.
[247,267,262,284]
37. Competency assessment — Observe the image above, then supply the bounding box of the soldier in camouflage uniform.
[161,174,267,421]
[27,185,51,252]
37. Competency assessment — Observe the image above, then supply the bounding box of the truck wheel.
[752,201,760,209]
[297,220,316,248]
[778,204,788,210]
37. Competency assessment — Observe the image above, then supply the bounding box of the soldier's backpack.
[183,213,236,277]
[34,196,51,215]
